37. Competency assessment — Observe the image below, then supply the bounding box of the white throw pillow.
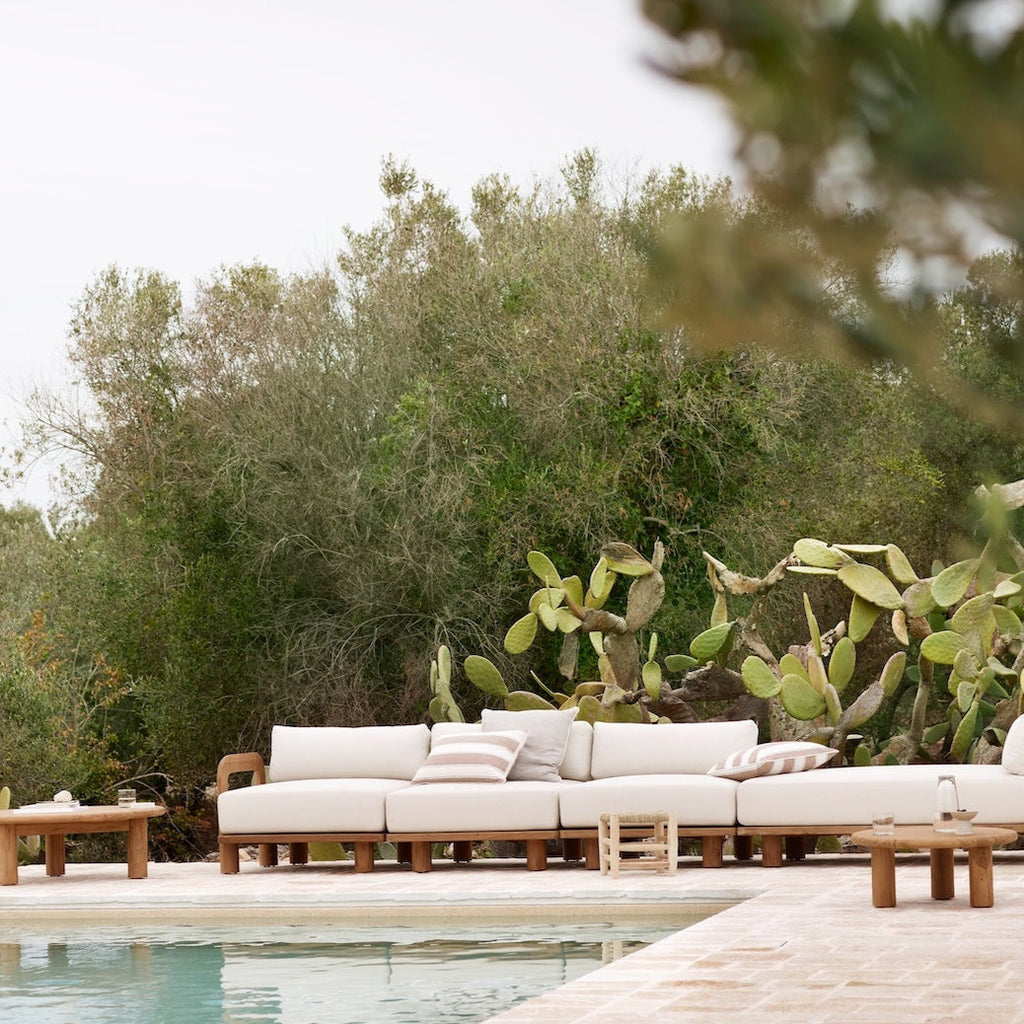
[1002,715,1024,774]
[707,741,839,781]
[481,707,579,783]
[411,730,528,785]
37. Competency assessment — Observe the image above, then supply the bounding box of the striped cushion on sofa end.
[411,730,528,785]
[706,741,839,782]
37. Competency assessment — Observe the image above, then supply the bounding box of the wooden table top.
[851,825,1019,850]
[0,804,166,826]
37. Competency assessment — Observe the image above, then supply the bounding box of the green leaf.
[793,537,846,568]
[504,612,538,654]
[807,654,828,696]
[788,565,839,576]
[588,631,604,657]
[932,558,980,609]
[642,660,662,699]
[464,655,509,697]
[600,542,654,576]
[536,602,559,631]
[994,604,1023,639]
[950,593,995,635]
[885,544,918,585]
[853,744,872,766]
[920,630,968,665]
[436,645,451,687]
[561,575,584,607]
[555,607,581,633]
[780,674,826,720]
[879,651,907,697]
[803,593,821,656]
[837,562,903,610]
[504,690,556,711]
[950,703,980,761]
[902,581,937,619]
[922,721,949,744]
[956,679,975,714]
[828,636,856,692]
[710,592,729,627]
[835,543,888,555]
[741,655,782,698]
[849,594,881,642]
[664,653,698,674]
[575,694,607,724]
[527,550,561,586]
[823,682,842,725]
[529,587,564,613]
[994,578,1022,600]
[586,559,616,608]
[779,652,808,680]
[689,621,735,663]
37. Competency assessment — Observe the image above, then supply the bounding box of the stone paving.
[2,848,1023,1023]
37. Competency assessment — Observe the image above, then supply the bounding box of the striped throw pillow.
[411,730,529,785]
[707,741,839,781]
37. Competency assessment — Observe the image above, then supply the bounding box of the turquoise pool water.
[0,920,695,1023]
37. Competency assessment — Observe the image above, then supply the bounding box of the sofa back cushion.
[429,720,594,781]
[269,724,430,782]
[481,707,578,783]
[589,720,759,778]
[1002,714,1024,774]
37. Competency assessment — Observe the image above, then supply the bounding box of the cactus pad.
[741,655,782,698]
[931,558,980,608]
[601,542,654,576]
[885,544,918,585]
[828,636,856,692]
[780,674,827,719]
[793,538,846,568]
[504,612,539,654]
[527,550,561,586]
[837,562,904,610]
[689,621,734,663]
[464,655,509,697]
[849,594,881,642]
[920,630,968,664]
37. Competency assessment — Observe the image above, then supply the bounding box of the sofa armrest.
[217,752,267,796]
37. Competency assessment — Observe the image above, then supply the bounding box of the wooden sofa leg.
[583,837,600,870]
[786,835,807,861]
[701,835,724,868]
[289,843,309,865]
[761,835,783,867]
[453,840,473,863]
[353,842,375,873]
[526,839,547,871]
[410,842,432,873]
[219,842,240,875]
[258,843,279,868]
[734,835,754,861]
[562,838,583,862]
[396,841,412,864]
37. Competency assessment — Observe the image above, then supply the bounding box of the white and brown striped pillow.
[411,730,528,785]
[707,741,839,781]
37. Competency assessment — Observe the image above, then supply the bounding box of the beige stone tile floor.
[3,848,1023,1023]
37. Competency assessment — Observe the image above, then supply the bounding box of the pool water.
[0,920,695,1023]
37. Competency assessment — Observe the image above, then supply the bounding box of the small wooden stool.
[598,811,678,876]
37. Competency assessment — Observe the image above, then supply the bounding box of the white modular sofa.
[737,760,1024,866]
[216,716,758,873]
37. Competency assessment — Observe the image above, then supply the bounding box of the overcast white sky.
[0,0,736,510]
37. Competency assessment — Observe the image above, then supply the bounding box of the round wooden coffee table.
[0,804,167,885]
[851,825,1019,908]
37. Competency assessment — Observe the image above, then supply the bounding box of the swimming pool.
[0,920,701,1023]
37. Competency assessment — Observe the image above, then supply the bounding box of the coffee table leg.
[930,847,955,900]
[967,846,995,908]
[126,818,149,879]
[45,834,66,876]
[0,826,18,886]
[870,848,896,907]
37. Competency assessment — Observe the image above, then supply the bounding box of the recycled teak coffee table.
[851,824,1019,908]
[0,804,167,885]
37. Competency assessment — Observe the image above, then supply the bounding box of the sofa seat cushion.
[737,763,1024,827]
[558,775,739,828]
[218,778,410,834]
[386,781,563,832]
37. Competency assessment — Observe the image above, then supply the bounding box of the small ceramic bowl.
[952,809,978,834]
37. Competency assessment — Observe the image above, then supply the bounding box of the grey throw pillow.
[481,707,579,783]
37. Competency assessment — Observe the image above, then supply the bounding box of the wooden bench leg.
[396,841,412,864]
[734,835,754,861]
[452,840,473,863]
[219,841,240,874]
[289,843,309,865]
[785,835,807,861]
[700,835,724,868]
[562,838,583,861]
[45,835,66,877]
[583,837,600,870]
[761,835,784,867]
[353,842,375,873]
[410,842,432,873]
[0,827,19,886]
[258,843,279,868]
[871,847,897,907]
[525,839,547,871]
